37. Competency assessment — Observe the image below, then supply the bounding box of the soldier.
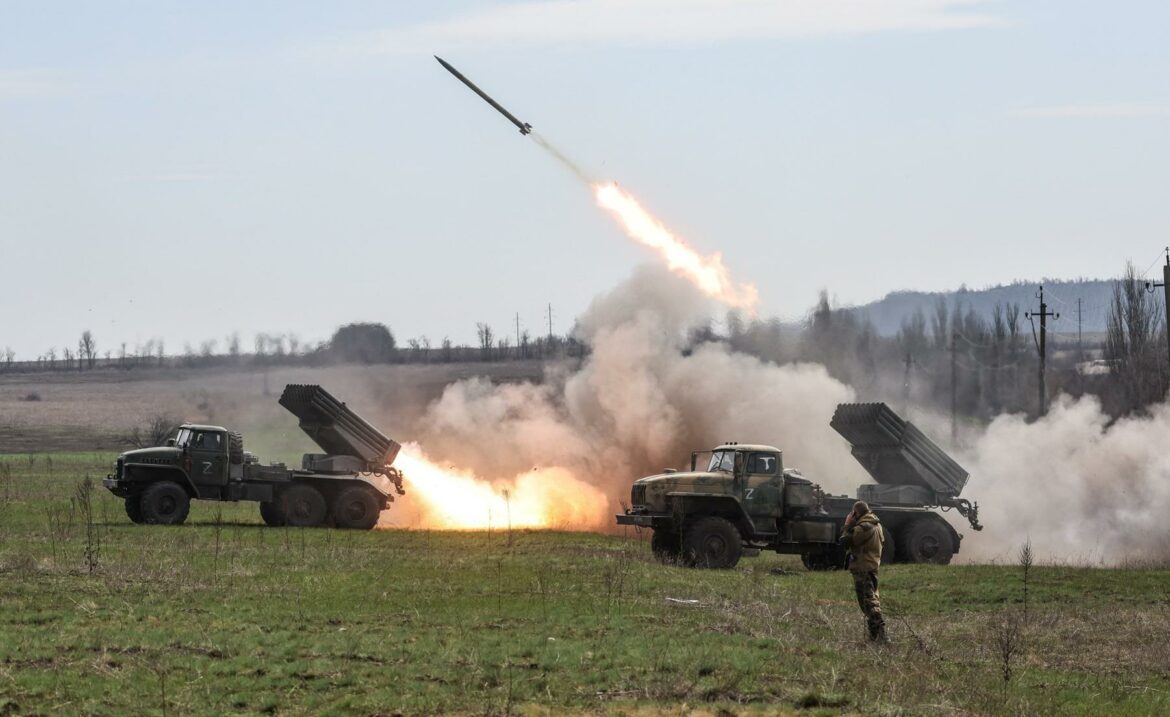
[840,500,888,643]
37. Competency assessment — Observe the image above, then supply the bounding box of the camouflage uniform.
[840,512,887,642]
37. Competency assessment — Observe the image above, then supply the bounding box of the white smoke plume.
[958,395,1170,564]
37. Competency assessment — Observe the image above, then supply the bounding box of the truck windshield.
[174,428,192,448]
[707,451,735,472]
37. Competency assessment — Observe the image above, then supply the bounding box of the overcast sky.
[2,1,1168,358]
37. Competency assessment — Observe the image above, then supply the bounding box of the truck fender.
[124,464,198,497]
[665,492,757,540]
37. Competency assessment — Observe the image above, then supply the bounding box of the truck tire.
[650,529,682,564]
[139,481,190,526]
[124,496,145,524]
[228,432,245,465]
[881,526,897,565]
[332,486,381,530]
[281,484,327,527]
[259,501,286,527]
[900,518,954,565]
[681,516,743,569]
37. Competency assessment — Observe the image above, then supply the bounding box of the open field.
[1,453,1169,716]
[0,361,558,454]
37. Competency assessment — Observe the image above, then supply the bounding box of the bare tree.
[226,332,240,359]
[931,297,950,351]
[199,339,218,360]
[79,330,97,369]
[2,347,13,371]
[156,339,165,367]
[1105,261,1166,412]
[476,323,493,361]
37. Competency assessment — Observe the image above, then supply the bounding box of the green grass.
[1,453,1168,716]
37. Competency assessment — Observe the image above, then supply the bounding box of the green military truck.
[616,402,982,569]
[103,384,406,529]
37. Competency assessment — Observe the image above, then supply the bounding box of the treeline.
[713,262,1168,420]
[0,321,584,375]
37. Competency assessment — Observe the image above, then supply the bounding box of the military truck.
[103,384,406,529]
[616,402,982,569]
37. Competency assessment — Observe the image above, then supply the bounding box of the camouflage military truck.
[616,402,982,569]
[103,385,406,529]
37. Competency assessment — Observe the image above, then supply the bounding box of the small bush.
[21,392,42,402]
[121,414,181,449]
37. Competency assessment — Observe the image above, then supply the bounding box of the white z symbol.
[202,461,213,475]
[745,488,755,499]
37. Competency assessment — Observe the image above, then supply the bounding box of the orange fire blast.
[387,446,609,530]
[594,181,759,311]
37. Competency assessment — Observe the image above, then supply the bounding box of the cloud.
[0,69,76,99]
[1014,103,1170,119]
[342,0,1004,55]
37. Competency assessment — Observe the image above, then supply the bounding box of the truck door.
[742,451,783,532]
[188,430,228,487]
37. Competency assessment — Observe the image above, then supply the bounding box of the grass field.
[1,453,1169,716]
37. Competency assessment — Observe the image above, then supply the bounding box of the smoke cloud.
[958,396,1170,564]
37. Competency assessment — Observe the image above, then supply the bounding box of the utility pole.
[546,303,554,340]
[515,312,521,357]
[1076,298,1083,360]
[1025,285,1059,417]
[950,333,958,445]
[1144,248,1170,380]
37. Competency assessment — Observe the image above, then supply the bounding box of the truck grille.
[631,484,646,507]
[116,458,124,479]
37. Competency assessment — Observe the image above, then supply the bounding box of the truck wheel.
[332,486,381,530]
[650,529,682,564]
[259,501,286,527]
[281,484,327,527]
[901,518,954,565]
[124,496,145,524]
[139,481,190,526]
[881,527,897,565]
[682,517,743,569]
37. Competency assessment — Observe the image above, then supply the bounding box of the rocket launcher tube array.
[278,384,401,469]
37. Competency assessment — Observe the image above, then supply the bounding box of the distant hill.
[851,279,1117,337]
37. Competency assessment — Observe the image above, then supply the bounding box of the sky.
[1,0,1168,359]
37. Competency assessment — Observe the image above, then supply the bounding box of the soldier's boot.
[866,616,889,643]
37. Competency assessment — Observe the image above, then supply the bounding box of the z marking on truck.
[745,488,755,499]
[202,461,213,475]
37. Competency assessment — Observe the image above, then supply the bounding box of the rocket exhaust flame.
[389,445,609,530]
[593,182,759,311]
[528,136,759,311]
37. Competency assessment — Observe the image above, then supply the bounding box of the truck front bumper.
[615,513,654,527]
[615,510,672,529]
[103,475,131,498]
